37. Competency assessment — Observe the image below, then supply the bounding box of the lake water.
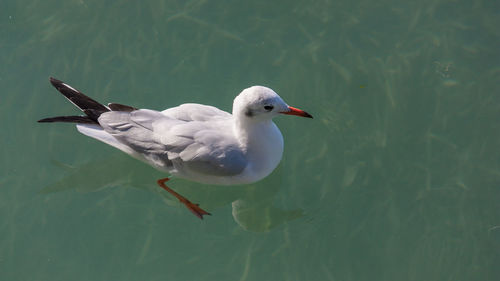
[1,0,499,280]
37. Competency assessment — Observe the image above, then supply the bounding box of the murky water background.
[1,0,499,280]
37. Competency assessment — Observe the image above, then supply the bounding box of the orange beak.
[280,106,313,118]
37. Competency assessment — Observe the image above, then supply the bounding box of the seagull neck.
[233,115,273,146]
[233,114,284,180]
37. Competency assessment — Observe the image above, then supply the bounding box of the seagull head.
[233,86,312,122]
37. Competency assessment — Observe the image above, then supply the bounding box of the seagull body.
[39,78,312,218]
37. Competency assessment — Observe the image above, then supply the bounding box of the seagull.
[39,78,313,219]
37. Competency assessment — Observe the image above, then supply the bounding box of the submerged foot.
[183,201,212,219]
[157,177,211,219]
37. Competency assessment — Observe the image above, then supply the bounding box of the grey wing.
[98,110,173,168]
[161,103,231,122]
[169,126,248,176]
[98,109,247,176]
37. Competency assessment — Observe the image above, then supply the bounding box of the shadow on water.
[39,152,303,232]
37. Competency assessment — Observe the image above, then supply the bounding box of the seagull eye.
[264,105,274,111]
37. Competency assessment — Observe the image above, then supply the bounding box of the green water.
[1,0,499,280]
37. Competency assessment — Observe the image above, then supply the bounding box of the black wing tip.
[49,77,63,87]
[37,116,97,124]
[108,103,138,112]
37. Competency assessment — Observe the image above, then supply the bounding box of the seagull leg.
[156,178,211,219]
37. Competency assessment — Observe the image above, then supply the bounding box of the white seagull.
[39,78,313,219]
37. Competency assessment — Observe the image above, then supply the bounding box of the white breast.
[238,121,284,183]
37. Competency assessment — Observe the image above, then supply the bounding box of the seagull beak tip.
[282,106,313,119]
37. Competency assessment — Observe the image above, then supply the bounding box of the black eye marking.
[264,105,274,111]
[245,108,254,117]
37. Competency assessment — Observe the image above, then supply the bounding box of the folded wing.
[97,108,247,177]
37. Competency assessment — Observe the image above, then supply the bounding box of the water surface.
[1,0,499,280]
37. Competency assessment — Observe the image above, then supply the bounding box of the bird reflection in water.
[40,153,303,232]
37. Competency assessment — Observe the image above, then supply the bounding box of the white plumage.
[40,80,312,218]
